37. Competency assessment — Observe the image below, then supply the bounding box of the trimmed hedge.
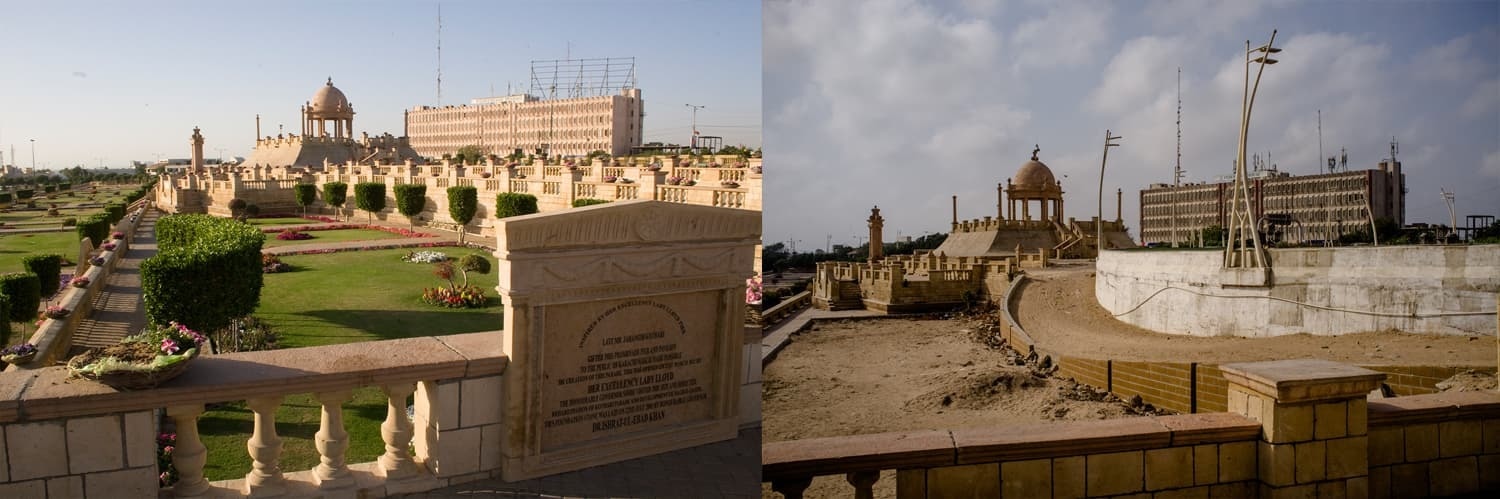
[354,182,386,222]
[142,214,266,333]
[0,192,11,204]
[0,291,9,341]
[572,198,611,207]
[105,202,126,224]
[293,183,316,215]
[495,193,539,219]
[323,182,349,212]
[43,185,56,193]
[77,213,110,246]
[58,182,71,191]
[0,273,41,327]
[447,185,477,226]
[15,189,34,199]
[22,254,63,298]
[394,183,427,225]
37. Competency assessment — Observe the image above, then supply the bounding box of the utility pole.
[1173,67,1183,247]
[30,139,36,170]
[684,104,706,150]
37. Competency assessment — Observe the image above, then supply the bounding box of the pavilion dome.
[1013,147,1057,189]
[308,78,353,118]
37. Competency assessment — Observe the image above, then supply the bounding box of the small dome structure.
[1004,145,1065,223]
[308,78,353,119]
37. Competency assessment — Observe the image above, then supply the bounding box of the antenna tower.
[1171,67,1184,247]
[1389,137,1399,163]
[1441,188,1456,237]
[436,2,442,105]
[1317,110,1323,173]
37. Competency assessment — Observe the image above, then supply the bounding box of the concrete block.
[1087,451,1144,496]
[1389,463,1428,499]
[1152,486,1209,499]
[1314,402,1346,440]
[415,380,460,431]
[1053,456,1085,499]
[122,411,155,468]
[1346,477,1368,499]
[479,424,502,472]
[1483,418,1500,454]
[1479,455,1500,491]
[1346,399,1367,436]
[1293,440,1325,484]
[1193,444,1218,486]
[47,476,83,498]
[1438,420,1482,457]
[83,467,156,499]
[0,480,44,498]
[1266,403,1314,444]
[1258,442,1296,487]
[999,458,1050,498]
[1228,387,1249,416]
[8,421,69,480]
[0,425,7,482]
[432,426,481,477]
[926,463,999,499]
[1368,465,1390,499]
[1263,484,1316,499]
[1219,441,1256,483]
[1314,480,1345,498]
[1367,427,1403,466]
[67,415,124,474]
[1325,436,1367,480]
[1403,423,1439,462]
[1208,481,1255,498]
[740,382,762,427]
[1144,446,1194,491]
[1427,456,1478,497]
[459,375,503,428]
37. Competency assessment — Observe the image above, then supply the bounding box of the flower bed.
[276,229,314,241]
[261,223,437,238]
[272,240,459,257]
[262,254,291,273]
[402,250,449,263]
[422,285,487,308]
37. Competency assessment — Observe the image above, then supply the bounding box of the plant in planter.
[617,178,634,184]
[67,322,207,390]
[667,176,685,185]
[602,175,618,183]
[2,343,38,364]
[70,276,90,288]
[480,171,492,179]
[102,242,118,251]
[721,181,741,188]
[112,231,125,240]
[745,274,764,326]
[43,305,70,319]
[91,256,106,266]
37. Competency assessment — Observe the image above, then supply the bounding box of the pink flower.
[161,338,180,355]
[163,446,174,454]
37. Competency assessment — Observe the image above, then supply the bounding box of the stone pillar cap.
[1220,359,1385,404]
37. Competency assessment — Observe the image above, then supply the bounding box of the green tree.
[293,183,316,217]
[22,254,64,298]
[1200,225,1225,248]
[323,182,348,220]
[454,145,485,165]
[394,183,427,229]
[446,185,478,244]
[495,193,539,219]
[0,273,41,337]
[354,182,386,223]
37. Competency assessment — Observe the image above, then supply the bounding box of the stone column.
[867,206,884,263]
[1221,359,1384,498]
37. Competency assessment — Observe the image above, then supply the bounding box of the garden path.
[69,210,159,356]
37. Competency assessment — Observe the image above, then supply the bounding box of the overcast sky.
[765,0,1500,250]
[0,1,760,169]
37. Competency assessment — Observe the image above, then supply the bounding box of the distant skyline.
[0,1,761,169]
[765,0,1500,248]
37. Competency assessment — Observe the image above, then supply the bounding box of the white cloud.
[1461,78,1499,119]
[1483,150,1500,179]
[1010,2,1110,72]
[1087,36,1190,115]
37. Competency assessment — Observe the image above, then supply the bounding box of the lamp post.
[29,139,35,170]
[685,104,706,150]
[1225,29,1281,269]
[1098,130,1123,254]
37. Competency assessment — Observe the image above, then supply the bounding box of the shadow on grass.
[296,308,503,342]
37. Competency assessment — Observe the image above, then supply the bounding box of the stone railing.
[0,331,510,498]
[764,359,1500,498]
[761,291,811,327]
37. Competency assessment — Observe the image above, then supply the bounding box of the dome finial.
[1031,144,1040,161]
[326,77,333,86]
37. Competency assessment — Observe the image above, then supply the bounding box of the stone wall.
[1096,245,1500,337]
[1366,392,1500,497]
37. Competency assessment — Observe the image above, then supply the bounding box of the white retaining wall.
[1096,245,1500,337]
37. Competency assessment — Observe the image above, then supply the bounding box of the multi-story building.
[1140,161,1406,245]
[404,88,645,159]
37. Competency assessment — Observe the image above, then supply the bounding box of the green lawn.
[0,231,79,274]
[247,217,315,226]
[197,247,501,480]
[262,228,406,248]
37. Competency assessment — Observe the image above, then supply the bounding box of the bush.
[0,273,41,327]
[43,185,56,193]
[22,254,63,298]
[210,316,280,353]
[572,198,610,207]
[323,182,348,217]
[0,291,9,341]
[354,182,386,223]
[15,189,33,199]
[422,285,488,308]
[104,202,126,224]
[394,183,427,228]
[0,192,11,204]
[142,214,265,333]
[61,217,76,227]
[244,204,261,218]
[275,229,313,241]
[58,182,70,191]
[262,254,291,274]
[495,193,539,219]
[76,213,110,246]
[293,183,316,216]
[447,185,478,243]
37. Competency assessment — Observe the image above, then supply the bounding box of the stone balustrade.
[0,332,509,498]
[761,291,811,327]
[763,359,1500,498]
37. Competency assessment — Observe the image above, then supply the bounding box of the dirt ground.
[763,317,1153,498]
[1015,262,1497,367]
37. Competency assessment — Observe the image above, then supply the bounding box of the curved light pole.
[29,139,35,170]
[1225,29,1280,269]
[1098,130,1122,255]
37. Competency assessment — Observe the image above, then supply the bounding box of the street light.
[1225,29,1281,269]
[685,104,706,150]
[1098,130,1123,254]
[29,139,35,170]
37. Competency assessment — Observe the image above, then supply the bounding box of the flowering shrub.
[422,285,488,308]
[403,250,449,263]
[274,240,460,256]
[276,229,313,241]
[157,432,178,487]
[262,254,290,273]
[303,215,340,223]
[746,275,762,305]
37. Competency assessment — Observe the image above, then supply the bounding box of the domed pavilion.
[1006,146,1065,222]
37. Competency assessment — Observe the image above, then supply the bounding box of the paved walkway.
[408,428,759,499]
[68,210,158,355]
[760,308,883,364]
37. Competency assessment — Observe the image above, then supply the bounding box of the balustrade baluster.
[313,390,354,489]
[244,396,286,497]
[846,471,879,499]
[770,477,813,499]
[379,382,420,479]
[167,404,211,497]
